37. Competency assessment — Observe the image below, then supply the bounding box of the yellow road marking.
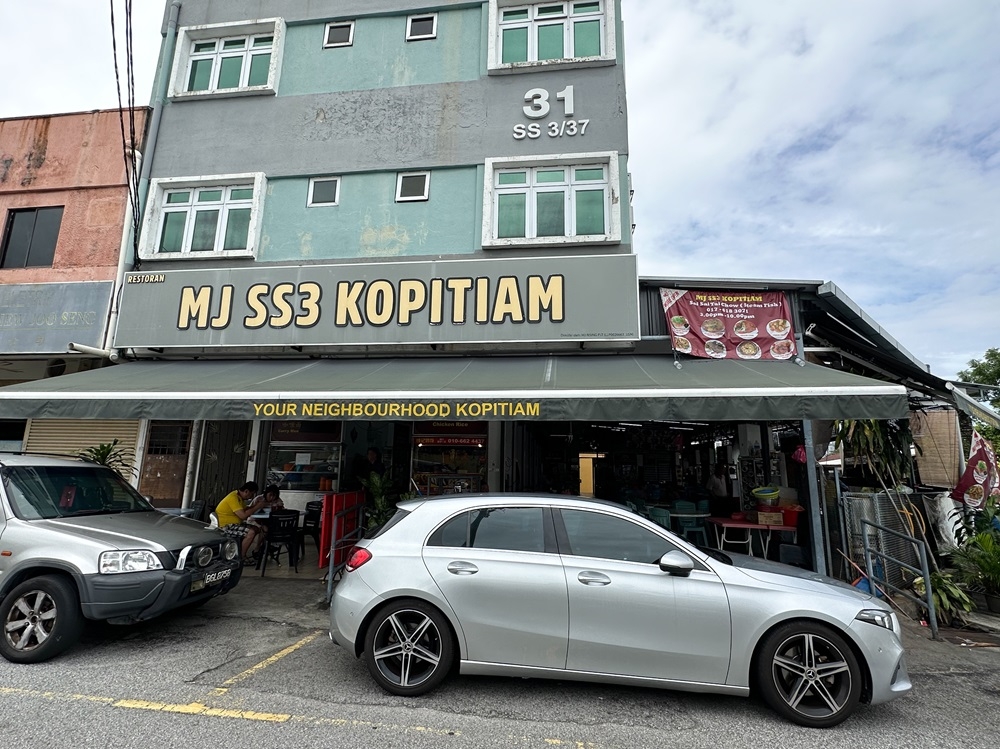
[0,685,602,745]
[212,629,323,695]
[0,632,599,747]
[0,685,459,733]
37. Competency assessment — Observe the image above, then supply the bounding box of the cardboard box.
[757,511,785,526]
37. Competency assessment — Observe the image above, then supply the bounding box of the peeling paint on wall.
[359,210,410,256]
[297,230,314,257]
[0,155,13,183]
[20,118,49,187]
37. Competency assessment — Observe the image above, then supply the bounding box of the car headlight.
[222,540,239,561]
[99,550,164,574]
[195,546,214,567]
[856,608,896,631]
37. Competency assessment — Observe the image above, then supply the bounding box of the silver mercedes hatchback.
[329,494,910,728]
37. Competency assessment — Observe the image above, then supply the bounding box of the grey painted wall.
[150,70,628,178]
[165,0,487,30]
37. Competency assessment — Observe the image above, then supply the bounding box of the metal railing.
[324,497,366,602]
[861,519,938,640]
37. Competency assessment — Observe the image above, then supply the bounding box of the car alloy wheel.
[363,599,454,696]
[758,621,862,728]
[0,575,83,664]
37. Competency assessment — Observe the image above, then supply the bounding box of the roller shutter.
[24,419,140,465]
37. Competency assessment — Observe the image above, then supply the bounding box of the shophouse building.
[0,108,148,455]
[4,1,953,574]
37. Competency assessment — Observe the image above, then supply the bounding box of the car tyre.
[756,621,862,728]
[363,599,454,696]
[0,575,83,664]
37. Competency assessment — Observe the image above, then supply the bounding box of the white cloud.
[625,0,1000,377]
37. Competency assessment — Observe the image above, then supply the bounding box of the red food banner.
[659,288,797,361]
[951,429,999,508]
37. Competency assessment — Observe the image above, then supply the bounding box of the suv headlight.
[855,608,896,631]
[222,540,239,561]
[100,550,164,574]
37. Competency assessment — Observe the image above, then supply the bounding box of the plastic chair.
[208,511,219,529]
[648,506,671,529]
[674,500,708,546]
[188,499,206,523]
[259,510,299,576]
[298,500,323,559]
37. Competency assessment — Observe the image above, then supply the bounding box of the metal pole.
[180,420,204,509]
[136,2,181,225]
[802,419,827,575]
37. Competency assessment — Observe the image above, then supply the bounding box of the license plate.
[204,569,231,585]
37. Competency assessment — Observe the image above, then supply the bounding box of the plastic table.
[706,517,797,557]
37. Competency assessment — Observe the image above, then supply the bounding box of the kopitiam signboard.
[659,288,797,362]
[115,255,639,348]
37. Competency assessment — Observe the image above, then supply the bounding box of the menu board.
[951,429,999,508]
[659,288,797,361]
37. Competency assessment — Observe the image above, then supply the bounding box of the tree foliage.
[956,346,1000,451]
[957,347,1000,407]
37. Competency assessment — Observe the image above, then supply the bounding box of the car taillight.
[345,547,372,571]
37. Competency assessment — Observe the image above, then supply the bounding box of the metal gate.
[842,491,921,592]
[195,421,251,505]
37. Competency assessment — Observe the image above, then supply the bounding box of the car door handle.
[447,561,479,575]
[577,571,611,586]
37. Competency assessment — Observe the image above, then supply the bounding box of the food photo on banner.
[950,429,999,509]
[659,288,797,361]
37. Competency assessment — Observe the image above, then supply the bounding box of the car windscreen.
[1,465,155,520]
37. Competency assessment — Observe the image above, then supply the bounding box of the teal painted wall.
[281,8,484,96]
[259,156,630,262]
[259,167,481,261]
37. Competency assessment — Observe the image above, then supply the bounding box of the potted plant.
[359,471,396,531]
[78,439,135,479]
[951,531,1000,613]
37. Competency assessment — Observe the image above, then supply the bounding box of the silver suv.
[0,453,242,663]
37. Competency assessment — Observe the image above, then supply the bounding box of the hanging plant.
[833,418,918,486]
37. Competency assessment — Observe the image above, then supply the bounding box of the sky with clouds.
[1,0,997,379]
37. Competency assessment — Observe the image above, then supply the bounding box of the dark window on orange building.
[1,206,64,268]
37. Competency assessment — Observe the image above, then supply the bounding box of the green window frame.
[156,185,255,255]
[185,33,273,93]
[493,163,607,240]
[498,1,604,64]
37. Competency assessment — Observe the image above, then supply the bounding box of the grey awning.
[0,355,909,422]
[947,382,1000,429]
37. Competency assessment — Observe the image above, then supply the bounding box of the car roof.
[398,492,631,514]
[0,452,90,468]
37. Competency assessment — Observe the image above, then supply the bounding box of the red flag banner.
[951,429,999,507]
[659,288,797,361]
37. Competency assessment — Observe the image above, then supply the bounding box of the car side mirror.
[658,550,694,577]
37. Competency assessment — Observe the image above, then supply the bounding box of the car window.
[559,509,680,563]
[427,507,547,553]
[1,465,154,520]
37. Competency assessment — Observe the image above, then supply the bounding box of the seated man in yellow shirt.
[216,481,265,561]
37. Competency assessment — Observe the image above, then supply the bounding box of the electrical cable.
[109,0,142,269]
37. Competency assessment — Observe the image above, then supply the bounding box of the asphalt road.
[1,576,999,748]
